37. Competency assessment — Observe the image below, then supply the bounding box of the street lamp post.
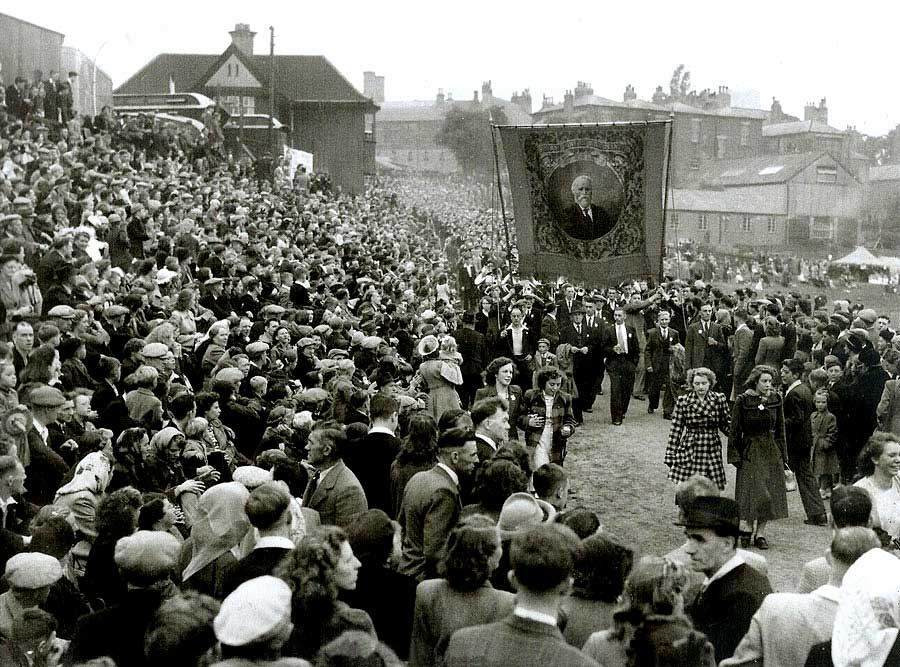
[91,40,110,117]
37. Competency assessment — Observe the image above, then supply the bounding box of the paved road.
[563,381,830,592]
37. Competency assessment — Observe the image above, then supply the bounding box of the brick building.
[375,81,533,172]
[115,24,378,194]
[667,152,862,249]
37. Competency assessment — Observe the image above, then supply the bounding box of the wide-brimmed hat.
[498,492,556,537]
[673,496,744,537]
[417,335,440,357]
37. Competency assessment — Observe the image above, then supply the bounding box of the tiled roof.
[534,96,767,119]
[377,97,532,125]
[762,120,844,137]
[115,45,373,106]
[671,187,786,215]
[699,152,827,187]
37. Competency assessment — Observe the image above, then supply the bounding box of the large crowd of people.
[0,79,898,667]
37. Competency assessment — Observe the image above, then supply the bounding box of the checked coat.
[518,388,576,465]
[664,390,730,489]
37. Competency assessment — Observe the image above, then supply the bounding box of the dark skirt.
[734,434,789,522]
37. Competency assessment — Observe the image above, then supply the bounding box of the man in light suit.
[302,421,368,528]
[398,429,478,582]
[731,308,755,397]
[684,301,727,371]
[602,307,640,426]
[644,309,679,417]
[722,526,880,667]
[444,524,597,667]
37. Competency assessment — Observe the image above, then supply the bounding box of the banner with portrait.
[498,121,671,286]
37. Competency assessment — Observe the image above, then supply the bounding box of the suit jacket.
[302,460,368,528]
[540,314,560,349]
[720,585,839,667]
[877,378,900,435]
[455,327,488,379]
[644,326,680,373]
[398,465,461,582]
[221,545,293,597]
[687,562,773,663]
[343,431,401,515]
[474,384,523,441]
[67,588,164,667]
[602,323,640,368]
[24,429,68,506]
[731,324,755,393]
[558,204,616,242]
[783,382,814,454]
[409,579,516,667]
[444,613,599,667]
[684,320,727,370]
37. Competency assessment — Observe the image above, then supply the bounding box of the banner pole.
[489,121,513,272]
[661,117,675,283]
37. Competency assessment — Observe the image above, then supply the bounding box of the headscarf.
[832,547,900,667]
[53,451,112,499]
[148,426,184,463]
[182,481,250,582]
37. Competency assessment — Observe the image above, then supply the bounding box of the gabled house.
[115,24,378,194]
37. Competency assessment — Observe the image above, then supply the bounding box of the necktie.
[303,470,321,505]
[582,207,592,221]
[575,325,581,335]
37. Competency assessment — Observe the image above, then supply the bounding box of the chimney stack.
[436,88,445,109]
[563,90,574,113]
[481,81,493,107]
[229,23,256,55]
[363,71,385,104]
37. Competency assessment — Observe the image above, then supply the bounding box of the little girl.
[811,388,839,499]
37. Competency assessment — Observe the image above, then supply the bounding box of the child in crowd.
[811,387,839,499]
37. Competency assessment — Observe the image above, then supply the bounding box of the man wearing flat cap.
[0,552,62,638]
[68,530,181,667]
[24,386,68,506]
[679,496,772,663]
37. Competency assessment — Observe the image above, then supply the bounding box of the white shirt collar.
[254,535,295,550]
[368,425,395,436]
[785,379,802,395]
[436,462,459,487]
[514,607,557,627]
[316,463,338,481]
[703,552,745,589]
[31,418,48,443]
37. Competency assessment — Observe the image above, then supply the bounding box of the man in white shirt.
[722,526,880,667]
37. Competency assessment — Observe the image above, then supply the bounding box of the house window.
[670,213,679,229]
[816,166,837,184]
[741,215,751,232]
[364,113,374,134]
[698,214,708,231]
[690,118,701,143]
[220,95,255,115]
[689,157,700,170]
[740,122,750,147]
[716,135,727,159]
[810,217,833,240]
[767,217,777,233]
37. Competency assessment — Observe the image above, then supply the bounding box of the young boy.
[811,387,839,499]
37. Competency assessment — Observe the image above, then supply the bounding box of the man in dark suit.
[343,395,401,516]
[645,309,680,417]
[559,302,592,424]
[583,298,607,401]
[455,312,488,408]
[679,496,773,664]
[457,249,479,312]
[398,429,478,582]
[24,386,69,506]
[68,531,181,667]
[471,397,510,479]
[222,482,294,596]
[781,359,828,525]
[602,307,640,425]
[556,284,578,331]
[302,421,368,528]
[684,301,727,371]
[444,524,595,667]
[557,175,616,241]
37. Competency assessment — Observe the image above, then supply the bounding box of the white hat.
[214,575,292,646]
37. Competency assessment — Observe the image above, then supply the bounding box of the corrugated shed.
[699,152,824,187]
[762,120,844,137]
[671,187,787,215]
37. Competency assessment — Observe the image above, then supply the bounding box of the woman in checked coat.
[664,366,730,490]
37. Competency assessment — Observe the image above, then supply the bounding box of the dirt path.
[563,381,830,592]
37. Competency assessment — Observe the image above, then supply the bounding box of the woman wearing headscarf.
[180,481,251,600]
[144,426,206,525]
[414,335,462,423]
[830,547,900,667]
[52,450,113,543]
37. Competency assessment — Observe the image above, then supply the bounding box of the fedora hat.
[673,496,744,537]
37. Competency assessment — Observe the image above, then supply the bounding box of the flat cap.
[141,342,169,359]
[214,575,292,646]
[245,341,270,355]
[214,367,244,383]
[47,305,76,319]
[361,336,383,350]
[298,337,317,348]
[103,304,130,319]
[327,348,350,359]
[29,386,66,408]
[114,530,181,577]
[232,466,272,490]
[4,553,62,589]
[204,277,224,287]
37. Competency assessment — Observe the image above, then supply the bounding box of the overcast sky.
[11,1,899,135]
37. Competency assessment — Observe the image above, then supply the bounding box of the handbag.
[784,466,798,492]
